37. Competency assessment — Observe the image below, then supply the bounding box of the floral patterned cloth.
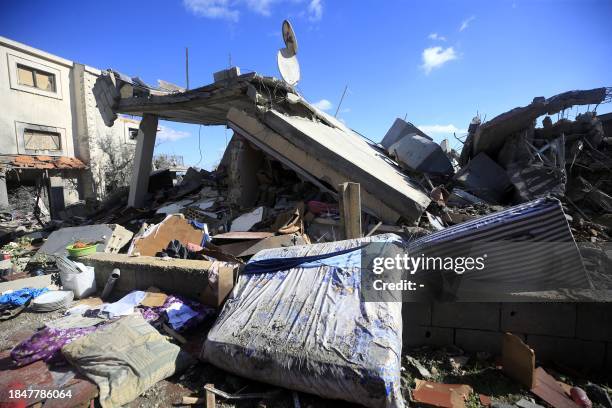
[11,326,100,366]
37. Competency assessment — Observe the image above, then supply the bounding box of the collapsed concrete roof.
[93,69,431,223]
[461,87,611,163]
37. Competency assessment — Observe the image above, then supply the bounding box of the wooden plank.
[531,367,580,408]
[206,384,216,408]
[212,231,274,240]
[338,182,362,239]
[502,332,535,389]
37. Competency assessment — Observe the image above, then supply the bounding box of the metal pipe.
[101,268,120,300]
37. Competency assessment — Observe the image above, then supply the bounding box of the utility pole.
[185,47,189,90]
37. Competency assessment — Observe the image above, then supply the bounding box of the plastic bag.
[57,257,97,299]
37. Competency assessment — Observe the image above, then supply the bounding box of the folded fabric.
[11,326,99,366]
[166,302,199,330]
[138,294,215,332]
[46,313,106,330]
[0,287,48,307]
[62,314,191,408]
[100,291,146,318]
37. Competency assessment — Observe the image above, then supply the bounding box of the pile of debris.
[1,64,611,408]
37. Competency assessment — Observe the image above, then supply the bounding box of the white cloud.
[417,124,466,137]
[184,0,323,22]
[459,15,475,31]
[308,0,323,21]
[246,0,275,15]
[421,46,458,74]
[427,33,446,41]
[312,98,333,111]
[183,0,240,21]
[157,126,192,142]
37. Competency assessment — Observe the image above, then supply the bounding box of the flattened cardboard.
[131,214,204,257]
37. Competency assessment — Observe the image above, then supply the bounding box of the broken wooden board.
[531,367,580,408]
[212,231,274,240]
[502,332,535,389]
[129,214,204,256]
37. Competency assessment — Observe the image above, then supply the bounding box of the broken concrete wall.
[227,108,430,223]
[260,109,431,222]
[81,252,237,307]
[465,88,608,161]
[219,133,264,209]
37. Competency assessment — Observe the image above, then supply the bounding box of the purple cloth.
[11,326,98,366]
[138,294,216,332]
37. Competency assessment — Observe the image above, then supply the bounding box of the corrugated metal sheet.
[408,197,590,300]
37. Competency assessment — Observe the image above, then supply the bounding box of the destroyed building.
[0,23,612,408]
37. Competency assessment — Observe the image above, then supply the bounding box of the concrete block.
[501,303,576,338]
[525,335,605,369]
[575,303,612,341]
[213,66,241,82]
[432,302,500,331]
[455,329,504,355]
[0,274,53,292]
[402,303,431,326]
[81,253,239,307]
[403,325,454,349]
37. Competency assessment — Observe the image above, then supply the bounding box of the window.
[128,128,139,140]
[16,64,56,92]
[23,129,61,151]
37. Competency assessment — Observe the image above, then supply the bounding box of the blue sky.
[2,0,611,169]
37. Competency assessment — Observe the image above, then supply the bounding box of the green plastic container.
[66,244,97,257]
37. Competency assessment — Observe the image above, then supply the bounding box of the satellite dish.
[277,19,300,86]
[282,20,298,55]
[277,48,300,86]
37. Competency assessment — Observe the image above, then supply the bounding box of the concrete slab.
[81,253,239,307]
[37,224,133,258]
[263,110,431,222]
[0,274,54,292]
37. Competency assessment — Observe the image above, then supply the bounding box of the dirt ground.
[2,307,611,408]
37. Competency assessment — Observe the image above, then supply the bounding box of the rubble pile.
[1,73,611,407]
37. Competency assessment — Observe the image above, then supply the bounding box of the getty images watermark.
[370,252,487,291]
[359,241,597,302]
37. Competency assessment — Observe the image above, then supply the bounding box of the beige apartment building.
[0,36,140,216]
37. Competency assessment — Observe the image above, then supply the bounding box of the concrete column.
[0,168,9,208]
[128,114,158,208]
